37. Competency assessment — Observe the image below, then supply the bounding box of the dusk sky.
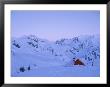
[11,10,100,41]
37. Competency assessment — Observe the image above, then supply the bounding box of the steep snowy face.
[11,34,100,67]
[56,35,100,66]
[12,35,52,54]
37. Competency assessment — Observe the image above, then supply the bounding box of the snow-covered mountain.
[11,34,100,77]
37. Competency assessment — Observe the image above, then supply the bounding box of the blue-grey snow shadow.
[11,35,100,77]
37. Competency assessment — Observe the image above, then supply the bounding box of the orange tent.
[74,59,85,66]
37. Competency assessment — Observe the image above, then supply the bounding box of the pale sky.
[11,10,100,41]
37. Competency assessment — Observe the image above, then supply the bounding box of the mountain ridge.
[11,34,100,76]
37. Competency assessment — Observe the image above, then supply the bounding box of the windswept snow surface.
[11,35,100,77]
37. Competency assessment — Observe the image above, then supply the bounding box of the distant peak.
[28,35,37,37]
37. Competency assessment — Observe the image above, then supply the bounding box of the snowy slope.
[11,34,100,77]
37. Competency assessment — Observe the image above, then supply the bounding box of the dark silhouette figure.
[19,67,25,72]
[27,66,31,70]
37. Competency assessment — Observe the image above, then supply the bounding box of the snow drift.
[11,34,100,77]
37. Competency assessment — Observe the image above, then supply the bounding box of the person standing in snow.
[27,65,31,70]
